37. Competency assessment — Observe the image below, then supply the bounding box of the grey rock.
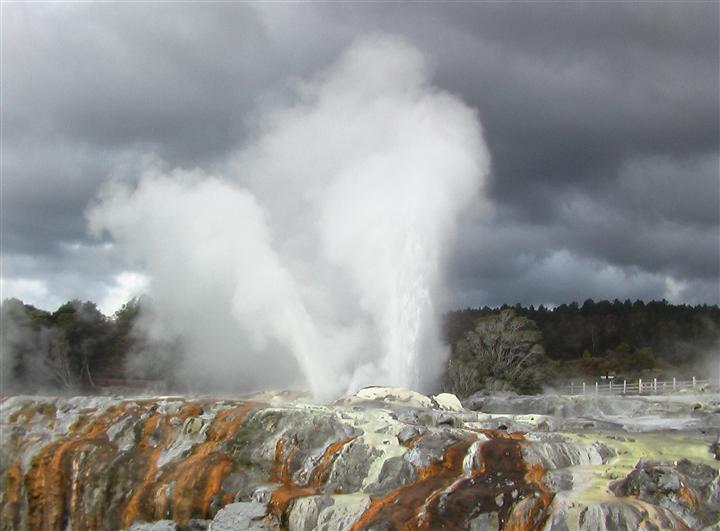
[710,439,720,460]
[657,469,682,492]
[326,440,377,493]
[287,495,333,531]
[468,511,499,530]
[209,502,267,531]
[402,432,454,470]
[249,407,360,486]
[543,468,575,492]
[129,521,178,531]
[391,406,425,426]
[594,442,617,463]
[431,393,464,411]
[523,440,607,470]
[365,455,418,496]
[548,486,688,530]
[314,496,371,531]
[578,503,658,530]
[416,410,464,428]
[222,471,251,500]
[462,393,718,432]
[676,458,718,489]
[610,458,720,528]
[396,425,424,445]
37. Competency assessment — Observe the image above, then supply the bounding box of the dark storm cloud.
[3,139,118,254]
[2,2,718,312]
[5,4,263,160]
[374,3,719,230]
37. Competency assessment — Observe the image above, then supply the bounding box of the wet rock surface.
[208,502,268,531]
[1,388,718,530]
[609,458,720,528]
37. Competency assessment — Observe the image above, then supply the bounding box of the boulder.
[431,393,463,411]
[287,495,333,531]
[364,455,418,496]
[609,458,720,529]
[325,439,378,493]
[208,502,267,531]
[314,495,370,531]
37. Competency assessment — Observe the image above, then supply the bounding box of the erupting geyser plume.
[89,35,490,399]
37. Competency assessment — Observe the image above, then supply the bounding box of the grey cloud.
[452,257,684,310]
[5,4,280,161]
[1,2,718,313]
[614,154,719,228]
[2,243,128,312]
[1,139,148,255]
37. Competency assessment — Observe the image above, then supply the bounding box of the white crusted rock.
[432,393,463,412]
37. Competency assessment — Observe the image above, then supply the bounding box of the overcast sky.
[2,2,718,315]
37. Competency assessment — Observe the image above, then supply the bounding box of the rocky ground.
[1,387,719,530]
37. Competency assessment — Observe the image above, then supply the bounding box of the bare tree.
[445,359,479,398]
[447,309,545,396]
[38,327,78,390]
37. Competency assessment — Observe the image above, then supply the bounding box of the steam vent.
[2,388,719,530]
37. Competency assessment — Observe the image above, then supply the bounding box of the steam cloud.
[88,35,490,399]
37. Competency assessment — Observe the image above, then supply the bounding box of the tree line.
[444,299,720,395]
[1,296,718,395]
[445,299,719,363]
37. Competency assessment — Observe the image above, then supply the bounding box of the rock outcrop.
[609,458,720,528]
[1,388,718,530]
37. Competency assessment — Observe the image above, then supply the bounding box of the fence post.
[595,382,599,394]
[623,380,626,394]
[654,378,657,393]
[693,376,696,389]
[582,382,586,395]
[673,377,676,391]
[639,378,643,394]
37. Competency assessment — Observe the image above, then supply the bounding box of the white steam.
[88,35,490,399]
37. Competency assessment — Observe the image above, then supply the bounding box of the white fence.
[568,377,712,396]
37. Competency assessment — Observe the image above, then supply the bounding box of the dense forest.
[1,297,718,394]
[445,299,720,388]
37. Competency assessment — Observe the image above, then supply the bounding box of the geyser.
[89,35,490,399]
